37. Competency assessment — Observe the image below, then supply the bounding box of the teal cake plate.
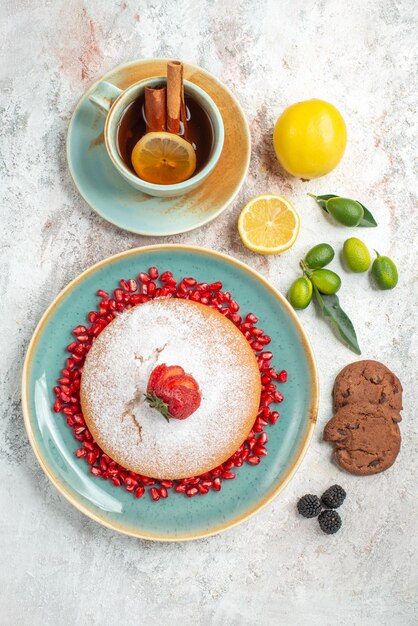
[22,245,318,541]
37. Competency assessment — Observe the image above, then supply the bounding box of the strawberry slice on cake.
[146,364,201,421]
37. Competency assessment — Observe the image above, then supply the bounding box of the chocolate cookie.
[333,360,403,413]
[324,402,401,475]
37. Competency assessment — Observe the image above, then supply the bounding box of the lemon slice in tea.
[131,132,196,185]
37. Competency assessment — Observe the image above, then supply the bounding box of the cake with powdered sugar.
[80,298,261,479]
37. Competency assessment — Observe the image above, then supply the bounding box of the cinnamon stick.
[166,61,182,135]
[144,86,166,132]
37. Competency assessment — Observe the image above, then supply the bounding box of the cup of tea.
[89,77,224,197]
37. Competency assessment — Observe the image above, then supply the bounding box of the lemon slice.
[131,132,196,185]
[238,194,300,254]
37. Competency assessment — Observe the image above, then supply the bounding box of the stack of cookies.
[324,360,403,475]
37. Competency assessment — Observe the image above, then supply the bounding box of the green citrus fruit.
[311,269,341,294]
[372,252,398,290]
[305,243,335,269]
[288,276,313,309]
[325,197,364,226]
[343,238,371,272]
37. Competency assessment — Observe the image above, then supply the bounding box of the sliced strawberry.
[147,364,167,393]
[164,374,199,393]
[147,364,185,394]
[153,365,185,395]
[146,365,201,421]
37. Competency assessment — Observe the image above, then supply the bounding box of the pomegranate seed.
[222,471,235,480]
[174,484,187,493]
[135,485,145,498]
[72,325,87,336]
[273,391,284,403]
[139,272,151,284]
[66,341,77,353]
[260,351,273,360]
[160,271,173,282]
[183,277,197,287]
[259,335,272,346]
[229,300,239,312]
[230,313,242,324]
[75,448,86,458]
[190,290,200,301]
[112,477,121,486]
[53,400,62,412]
[209,282,222,291]
[186,487,199,497]
[181,477,200,485]
[90,466,102,476]
[254,446,267,457]
[160,487,168,498]
[212,478,222,491]
[247,455,260,465]
[160,480,173,488]
[87,312,97,323]
[128,279,137,292]
[257,432,268,445]
[270,411,280,425]
[119,279,129,291]
[86,452,96,465]
[96,289,108,298]
[148,282,156,295]
[150,488,160,501]
[246,313,258,323]
[278,370,287,383]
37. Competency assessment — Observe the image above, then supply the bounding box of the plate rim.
[66,58,251,236]
[21,244,319,541]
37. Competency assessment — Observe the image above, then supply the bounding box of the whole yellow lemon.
[273,99,347,179]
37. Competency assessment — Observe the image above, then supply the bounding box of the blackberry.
[321,484,346,509]
[297,494,322,518]
[318,509,342,534]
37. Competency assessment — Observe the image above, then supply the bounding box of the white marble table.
[1,1,417,624]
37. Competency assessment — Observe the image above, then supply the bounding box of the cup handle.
[88,81,123,114]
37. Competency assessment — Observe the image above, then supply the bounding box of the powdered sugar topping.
[81,299,260,478]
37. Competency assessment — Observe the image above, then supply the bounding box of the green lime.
[305,243,335,269]
[311,269,341,294]
[372,252,398,290]
[325,197,364,227]
[343,237,371,272]
[288,276,313,309]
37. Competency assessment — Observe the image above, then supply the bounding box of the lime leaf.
[357,202,378,227]
[312,285,361,354]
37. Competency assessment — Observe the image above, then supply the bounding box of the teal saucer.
[22,246,318,541]
[67,59,251,236]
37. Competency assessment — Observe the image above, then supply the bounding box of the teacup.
[89,77,224,197]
